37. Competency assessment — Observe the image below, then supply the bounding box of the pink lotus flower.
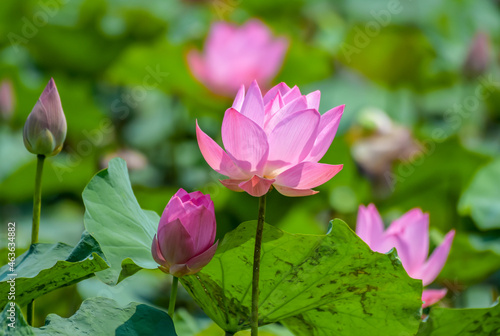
[356,204,455,307]
[196,81,344,197]
[188,20,288,96]
[23,78,67,157]
[152,189,218,277]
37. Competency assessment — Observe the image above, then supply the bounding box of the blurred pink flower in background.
[187,19,289,96]
[152,189,218,277]
[464,31,491,78]
[356,204,455,308]
[197,80,344,197]
[0,79,15,120]
[350,108,421,179]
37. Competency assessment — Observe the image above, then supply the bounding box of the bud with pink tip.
[23,78,67,156]
[152,189,218,277]
[356,204,455,307]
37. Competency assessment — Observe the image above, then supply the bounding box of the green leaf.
[417,303,500,336]
[459,159,500,230]
[0,303,34,335]
[0,233,108,308]
[386,138,490,233]
[82,158,159,285]
[438,232,500,285]
[1,297,177,336]
[180,220,422,334]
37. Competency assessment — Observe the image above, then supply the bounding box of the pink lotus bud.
[187,20,289,96]
[0,79,15,120]
[23,78,67,156]
[464,32,491,78]
[196,80,344,197]
[356,204,455,307]
[152,189,218,277]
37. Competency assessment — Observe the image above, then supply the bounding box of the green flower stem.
[27,154,45,326]
[168,276,179,318]
[251,193,267,336]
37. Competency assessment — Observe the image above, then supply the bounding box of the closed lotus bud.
[23,78,67,156]
[152,189,218,277]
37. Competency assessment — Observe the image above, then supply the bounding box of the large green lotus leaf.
[0,303,34,335]
[180,220,422,334]
[417,303,500,336]
[0,233,108,308]
[459,159,500,230]
[0,297,176,336]
[82,158,159,285]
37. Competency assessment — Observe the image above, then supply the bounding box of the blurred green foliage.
[0,0,499,331]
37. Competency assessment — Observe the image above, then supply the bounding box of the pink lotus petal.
[221,108,269,175]
[305,90,321,110]
[187,191,213,210]
[239,80,265,126]
[282,86,302,104]
[422,288,447,308]
[258,37,289,81]
[232,85,246,111]
[181,206,217,253]
[264,92,284,117]
[157,219,195,265]
[196,121,247,179]
[263,82,291,104]
[187,50,208,84]
[162,196,186,226]
[274,162,343,189]
[207,22,236,50]
[264,96,308,133]
[238,175,275,197]
[267,109,320,165]
[356,204,387,251]
[388,209,429,275]
[185,241,219,274]
[417,230,456,286]
[220,179,245,192]
[243,19,272,43]
[151,235,167,265]
[306,105,344,162]
[273,185,319,197]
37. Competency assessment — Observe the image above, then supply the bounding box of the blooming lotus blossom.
[356,204,455,307]
[188,20,288,96]
[196,81,344,197]
[23,78,67,157]
[152,189,218,277]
